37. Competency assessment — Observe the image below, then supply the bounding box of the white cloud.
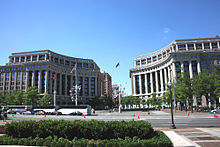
[164,27,170,33]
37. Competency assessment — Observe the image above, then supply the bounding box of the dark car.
[51,111,62,115]
[69,111,83,116]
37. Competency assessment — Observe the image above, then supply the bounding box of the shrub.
[5,120,154,140]
[0,131,173,147]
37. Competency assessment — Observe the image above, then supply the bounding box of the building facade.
[130,37,220,106]
[0,50,105,105]
[100,71,112,98]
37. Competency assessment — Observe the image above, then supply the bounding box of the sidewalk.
[157,128,220,147]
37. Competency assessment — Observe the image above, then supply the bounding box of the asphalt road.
[5,110,220,128]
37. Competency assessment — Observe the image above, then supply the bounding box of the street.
[4,110,220,128]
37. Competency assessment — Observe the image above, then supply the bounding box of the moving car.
[22,111,33,115]
[69,111,83,116]
[34,110,45,115]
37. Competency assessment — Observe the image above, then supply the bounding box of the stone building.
[0,50,106,105]
[130,37,220,106]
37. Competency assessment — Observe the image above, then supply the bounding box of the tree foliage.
[23,87,39,106]
[40,93,52,106]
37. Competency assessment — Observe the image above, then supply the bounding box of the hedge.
[5,120,154,140]
[0,131,172,147]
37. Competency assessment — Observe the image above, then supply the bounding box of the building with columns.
[0,50,106,105]
[130,37,220,106]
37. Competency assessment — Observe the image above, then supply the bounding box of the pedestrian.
[3,111,7,122]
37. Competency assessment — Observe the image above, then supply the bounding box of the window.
[83,63,88,68]
[204,43,210,49]
[55,57,58,63]
[141,59,146,65]
[136,60,140,66]
[15,57,19,62]
[153,56,157,62]
[147,58,151,63]
[188,44,194,50]
[39,55,45,60]
[26,56,31,61]
[196,43,202,49]
[178,44,186,49]
[65,60,70,66]
[32,56,37,61]
[212,42,218,48]
[60,59,64,64]
[158,54,162,60]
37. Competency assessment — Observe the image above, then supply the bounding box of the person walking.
[3,111,7,122]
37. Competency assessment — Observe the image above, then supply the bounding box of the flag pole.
[75,63,78,106]
[118,62,121,113]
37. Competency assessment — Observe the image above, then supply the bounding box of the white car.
[211,108,220,114]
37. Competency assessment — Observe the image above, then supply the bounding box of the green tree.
[5,91,15,105]
[40,93,52,106]
[13,90,24,105]
[0,92,5,105]
[23,87,39,106]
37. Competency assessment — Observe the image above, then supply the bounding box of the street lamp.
[168,81,176,129]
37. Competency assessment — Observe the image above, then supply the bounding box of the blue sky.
[1,0,220,95]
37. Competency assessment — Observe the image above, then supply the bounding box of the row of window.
[177,42,219,50]
[10,54,96,70]
[136,50,170,66]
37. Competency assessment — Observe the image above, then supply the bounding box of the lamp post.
[168,81,176,129]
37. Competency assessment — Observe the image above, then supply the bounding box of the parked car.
[51,110,62,115]
[211,108,220,114]
[22,111,33,115]
[69,111,83,116]
[34,110,45,115]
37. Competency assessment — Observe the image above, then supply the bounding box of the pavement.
[0,110,219,147]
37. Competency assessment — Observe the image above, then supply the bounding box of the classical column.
[82,77,85,96]
[160,69,164,92]
[25,71,29,91]
[189,61,193,78]
[133,75,136,95]
[217,42,220,49]
[65,75,68,95]
[59,74,62,95]
[164,68,168,87]
[181,61,184,73]
[155,71,159,92]
[202,42,205,50]
[44,54,47,60]
[38,70,42,93]
[185,44,188,51]
[172,63,176,80]
[32,71,35,87]
[14,72,17,90]
[145,73,148,94]
[37,55,39,61]
[2,73,5,92]
[88,77,90,96]
[8,73,11,91]
[210,42,212,50]
[167,66,171,82]
[197,61,201,73]
[95,77,98,96]
[44,71,48,93]
[49,71,53,94]
[20,72,23,90]
[150,72,153,93]
[139,74,142,95]
[194,43,197,50]
[176,44,179,52]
